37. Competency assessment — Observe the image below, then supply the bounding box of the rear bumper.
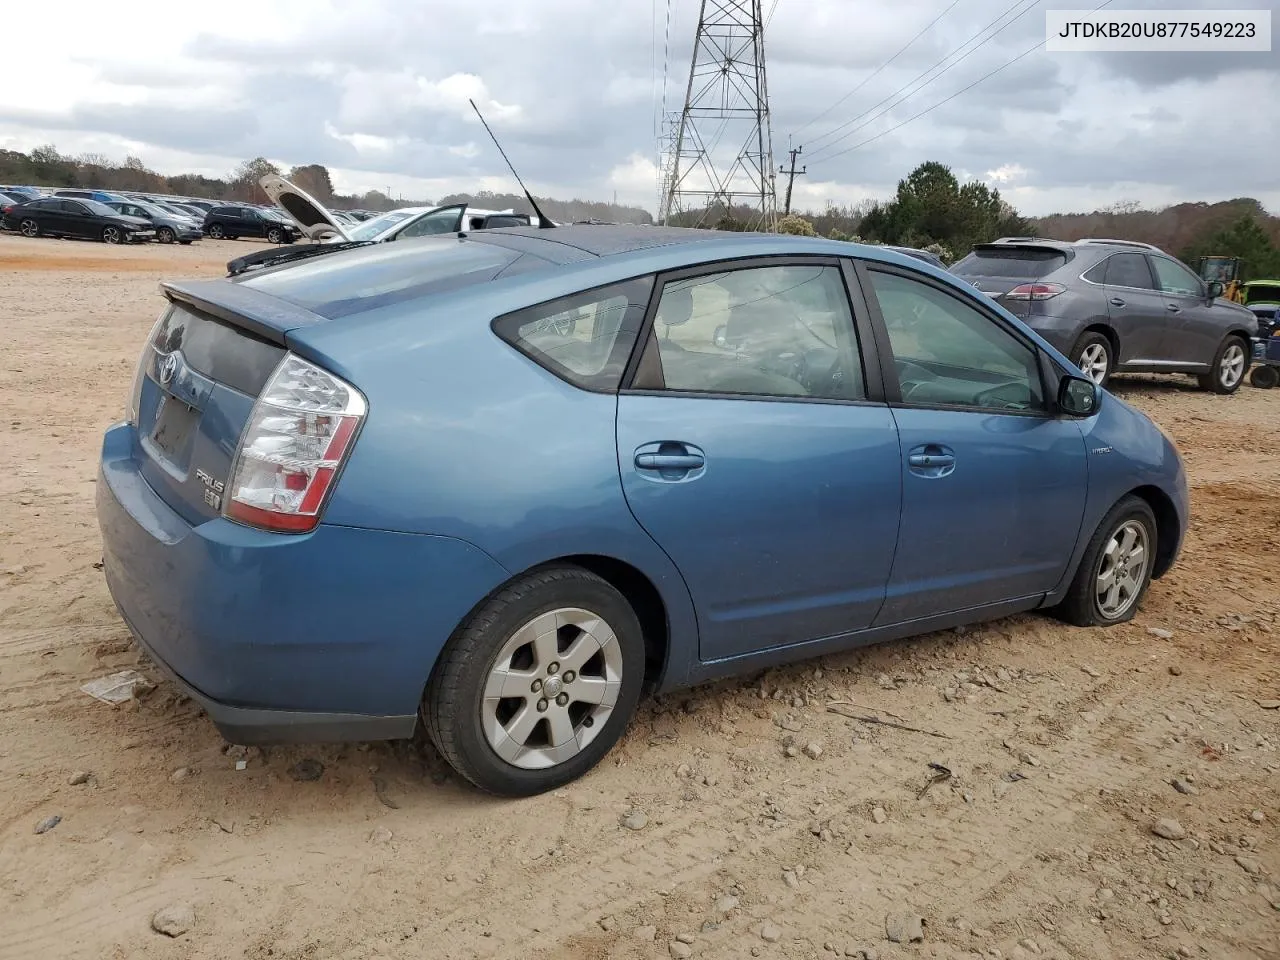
[96,422,512,743]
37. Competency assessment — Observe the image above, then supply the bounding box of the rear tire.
[1053,495,1157,628]
[1071,331,1113,387]
[208,224,225,239]
[19,218,39,238]
[1197,336,1248,394]
[424,565,646,797]
[1250,364,1279,389]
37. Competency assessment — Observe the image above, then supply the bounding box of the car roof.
[467,224,731,261]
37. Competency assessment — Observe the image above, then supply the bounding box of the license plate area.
[148,396,199,466]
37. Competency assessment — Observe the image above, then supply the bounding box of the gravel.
[885,914,925,943]
[67,770,91,785]
[760,921,782,942]
[621,810,649,831]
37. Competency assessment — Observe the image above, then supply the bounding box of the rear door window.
[1103,253,1155,289]
[493,277,655,391]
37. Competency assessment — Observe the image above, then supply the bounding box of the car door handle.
[1166,304,1180,313]
[635,452,705,470]
[908,453,955,468]
[1109,297,1126,307]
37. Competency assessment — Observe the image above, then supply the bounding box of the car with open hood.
[259,174,535,245]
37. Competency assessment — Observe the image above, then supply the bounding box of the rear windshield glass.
[951,248,1067,279]
[240,239,523,320]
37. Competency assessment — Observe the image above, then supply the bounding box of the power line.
[812,0,1116,165]
[765,0,781,28]
[792,0,963,139]
[805,0,1041,159]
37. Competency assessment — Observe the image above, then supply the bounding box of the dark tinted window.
[1102,253,1154,289]
[27,198,56,209]
[59,200,89,214]
[242,237,523,320]
[494,277,654,392]
[82,199,119,217]
[951,248,1067,279]
[151,302,286,395]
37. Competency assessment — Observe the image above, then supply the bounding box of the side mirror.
[1206,280,1224,300]
[1058,375,1098,418]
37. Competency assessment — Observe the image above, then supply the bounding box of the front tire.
[1071,331,1113,387]
[1198,336,1248,394]
[424,566,646,797]
[266,227,283,244]
[157,226,175,244]
[19,218,39,238]
[102,226,122,244]
[1054,495,1157,627]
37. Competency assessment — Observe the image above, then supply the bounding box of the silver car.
[951,238,1259,393]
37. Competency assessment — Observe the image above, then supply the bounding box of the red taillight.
[1,205,12,216]
[225,354,366,534]
[1005,282,1066,301]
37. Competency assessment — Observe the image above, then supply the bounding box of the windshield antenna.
[468,99,555,229]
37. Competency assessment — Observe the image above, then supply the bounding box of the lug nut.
[536,699,549,712]
[556,693,569,707]
[531,679,543,692]
[547,661,560,675]
[563,670,576,683]
[583,716,594,728]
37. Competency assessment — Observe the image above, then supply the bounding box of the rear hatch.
[950,244,1070,315]
[129,281,335,526]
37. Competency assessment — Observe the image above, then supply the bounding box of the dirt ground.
[0,233,1276,960]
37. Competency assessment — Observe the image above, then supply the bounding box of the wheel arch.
[1126,484,1180,580]
[432,554,673,697]
[1080,322,1119,358]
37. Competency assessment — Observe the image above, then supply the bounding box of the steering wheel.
[972,381,1031,410]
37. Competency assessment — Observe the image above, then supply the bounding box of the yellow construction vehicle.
[1196,256,1244,302]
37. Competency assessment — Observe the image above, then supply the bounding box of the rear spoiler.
[972,242,1075,261]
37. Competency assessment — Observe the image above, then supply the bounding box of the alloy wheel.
[1079,342,1110,385]
[102,227,121,244]
[1095,519,1150,619]
[1219,343,1246,389]
[19,219,37,237]
[480,607,623,770]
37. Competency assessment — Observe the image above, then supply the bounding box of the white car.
[258,175,536,244]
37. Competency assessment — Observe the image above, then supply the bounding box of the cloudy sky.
[1,0,1276,216]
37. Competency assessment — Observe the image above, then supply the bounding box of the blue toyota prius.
[96,225,1189,795]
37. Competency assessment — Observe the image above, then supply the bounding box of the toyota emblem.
[158,353,178,385]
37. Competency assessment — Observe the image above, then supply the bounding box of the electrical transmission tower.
[659,0,777,230]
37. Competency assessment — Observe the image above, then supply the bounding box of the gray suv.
[951,238,1258,393]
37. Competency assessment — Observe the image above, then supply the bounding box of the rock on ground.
[885,914,925,943]
[1152,818,1187,840]
[151,903,195,937]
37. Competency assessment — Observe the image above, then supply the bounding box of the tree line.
[4,145,1277,276]
[676,161,1280,279]
[0,146,654,225]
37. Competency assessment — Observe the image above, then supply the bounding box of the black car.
[105,200,202,245]
[1,197,155,243]
[202,204,299,243]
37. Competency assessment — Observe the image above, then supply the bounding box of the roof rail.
[990,236,1063,244]
[1074,238,1163,251]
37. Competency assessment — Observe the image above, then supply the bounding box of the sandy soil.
[0,233,1276,960]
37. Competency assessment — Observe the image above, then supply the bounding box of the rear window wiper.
[226,241,373,277]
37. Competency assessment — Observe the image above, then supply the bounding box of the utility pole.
[780,144,805,216]
[659,0,777,230]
